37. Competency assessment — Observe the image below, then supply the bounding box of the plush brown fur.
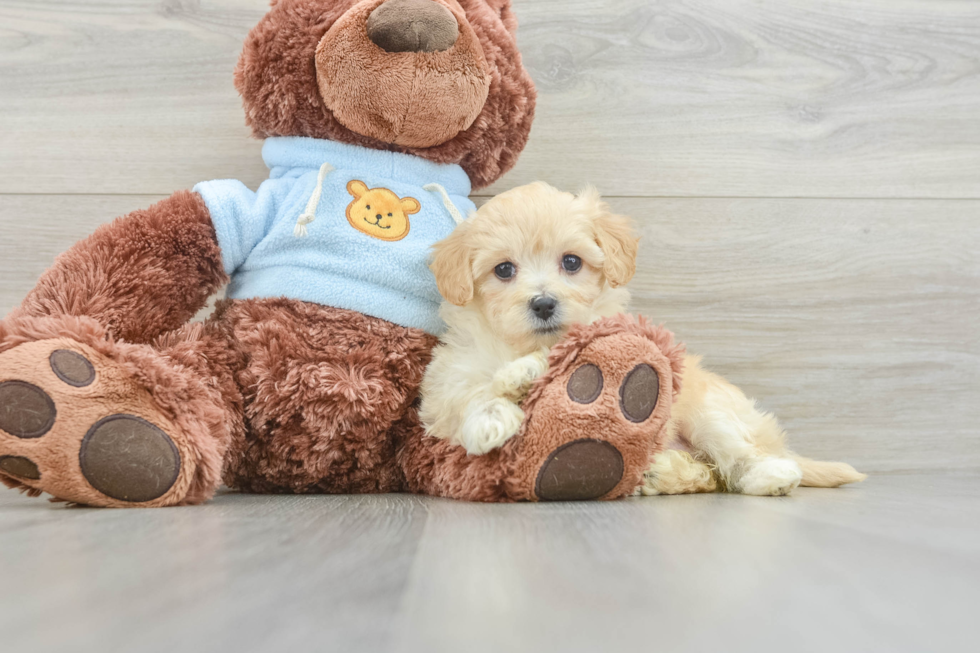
[0,317,236,506]
[216,298,437,494]
[8,192,225,344]
[236,0,535,188]
[3,190,231,504]
[317,0,491,148]
[511,315,685,500]
[0,299,433,503]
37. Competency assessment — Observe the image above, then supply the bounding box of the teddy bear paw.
[0,339,191,507]
[508,318,683,502]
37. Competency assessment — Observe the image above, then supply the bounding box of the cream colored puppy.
[421,182,634,455]
[420,182,865,496]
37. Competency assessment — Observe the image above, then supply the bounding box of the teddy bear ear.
[347,180,368,199]
[400,197,421,215]
[485,0,519,34]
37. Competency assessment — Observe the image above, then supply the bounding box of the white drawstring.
[294,166,465,237]
[294,162,335,238]
[423,183,466,226]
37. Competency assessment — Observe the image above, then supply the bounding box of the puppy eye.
[562,254,583,273]
[494,262,516,280]
[366,205,371,210]
[388,213,393,217]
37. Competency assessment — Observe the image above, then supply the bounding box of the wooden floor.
[1,1,978,650]
[1,471,977,653]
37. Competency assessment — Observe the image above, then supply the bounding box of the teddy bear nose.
[366,0,460,53]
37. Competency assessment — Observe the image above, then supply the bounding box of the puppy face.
[430,182,638,351]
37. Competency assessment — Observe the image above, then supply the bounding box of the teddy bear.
[0,0,684,507]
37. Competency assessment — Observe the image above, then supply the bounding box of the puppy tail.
[791,455,867,487]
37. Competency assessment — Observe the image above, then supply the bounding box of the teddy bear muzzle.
[316,0,491,148]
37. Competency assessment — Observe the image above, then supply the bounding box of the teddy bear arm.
[9,190,227,344]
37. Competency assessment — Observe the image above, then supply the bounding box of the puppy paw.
[492,348,550,402]
[737,457,803,496]
[460,398,526,455]
[641,449,718,495]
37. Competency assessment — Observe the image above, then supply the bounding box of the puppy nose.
[530,296,558,321]
[366,0,460,53]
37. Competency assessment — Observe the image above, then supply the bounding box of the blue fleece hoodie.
[194,137,474,335]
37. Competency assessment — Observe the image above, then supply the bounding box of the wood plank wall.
[1,0,977,471]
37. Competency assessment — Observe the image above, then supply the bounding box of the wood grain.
[615,196,980,472]
[0,492,430,652]
[502,0,980,198]
[391,473,980,653]
[0,0,979,197]
[0,195,167,317]
[3,194,976,472]
[0,0,270,194]
[2,473,976,653]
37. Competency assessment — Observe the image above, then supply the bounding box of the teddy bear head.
[236,0,537,189]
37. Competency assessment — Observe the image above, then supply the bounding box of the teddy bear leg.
[213,299,436,495]
[398,316,685,502]
[396,409,513,502]
[507,315,685,501]
[0,316,241,507]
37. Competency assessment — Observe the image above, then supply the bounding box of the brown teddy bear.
[0,0,683,507]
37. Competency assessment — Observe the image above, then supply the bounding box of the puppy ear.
[430,223,475,306]
[579,186,639,287]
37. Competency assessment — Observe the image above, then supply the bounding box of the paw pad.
[619,364,659,423]
[49,349,96,387]
[0,381,57,438]
[79,415,181,503]
[534,439,624,501]
[1,345,185,505]
[0,455,40,480]
[566,363,603,404]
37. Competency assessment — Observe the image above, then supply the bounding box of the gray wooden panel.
[392,473,980,653]
[0,195,166,316]
[2,195,976,471]
[0,0,270,195]
[1,0,979,197]
[3,473,976,653]
[503,0,980,198]
[0,491,430,653]
[615,196,980,472]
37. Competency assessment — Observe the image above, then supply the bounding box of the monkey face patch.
[345,180,420,242]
